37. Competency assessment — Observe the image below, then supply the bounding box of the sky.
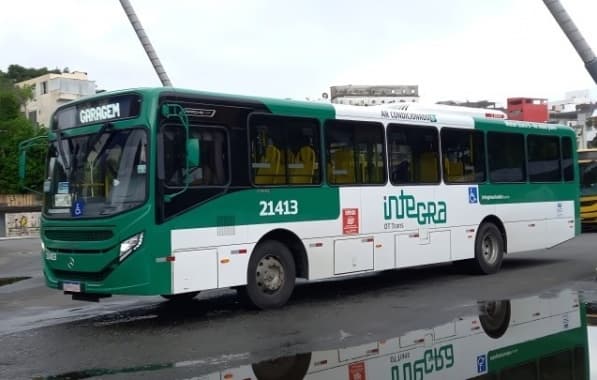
[1,0,597,105]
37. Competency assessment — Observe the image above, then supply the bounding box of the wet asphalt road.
[1,233,597,379]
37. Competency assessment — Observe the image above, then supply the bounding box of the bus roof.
[54,87,572,135]
[380,102,507,119]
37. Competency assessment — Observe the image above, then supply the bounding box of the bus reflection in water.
[215,290,588,380]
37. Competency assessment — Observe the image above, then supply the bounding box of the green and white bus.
[25,88,580,308]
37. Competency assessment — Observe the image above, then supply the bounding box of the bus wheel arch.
[472,217,506,274]
[258,229,309,280]
[243,230,307,309]
[480,215,507,254]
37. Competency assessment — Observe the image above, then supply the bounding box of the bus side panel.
[172,249,218,293]
[425,185,495,262]
[218,243,256,288]
[303,237,335,280]
[545,218,576,247]
[500,201,574,254]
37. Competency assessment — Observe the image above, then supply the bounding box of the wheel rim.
[256,255,285,294]
[482,233,499,265]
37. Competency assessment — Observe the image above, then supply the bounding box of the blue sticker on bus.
[477,354,487,373]
[72,199,85,217]
[468,187,478,204]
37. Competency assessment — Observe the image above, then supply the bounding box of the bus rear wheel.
[472,223,504,274]
[244,240,296,310]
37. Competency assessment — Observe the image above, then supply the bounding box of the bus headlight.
[119,232,144,262]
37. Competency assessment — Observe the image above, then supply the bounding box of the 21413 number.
[259,200,299,216]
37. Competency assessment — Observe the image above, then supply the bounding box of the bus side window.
[189,127,229,186]
[387,123,439,185]
[441,128,485,184]
[249,114,320,186]
[325,119,385,185]
[162,126,186,186]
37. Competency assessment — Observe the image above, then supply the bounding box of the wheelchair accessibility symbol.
[72,199,85,217]
[468,187,478,204]
[477,354,487,373]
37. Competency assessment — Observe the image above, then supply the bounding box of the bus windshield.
[44,128,148,218]
[580,160,597,196]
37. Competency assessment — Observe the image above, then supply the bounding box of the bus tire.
[160,291,199,302]
[472,223,504,274]
[479,300,511,339]
[245,240,296,310]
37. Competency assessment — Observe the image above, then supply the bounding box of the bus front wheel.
[472,223,504,274]
[244,240,296,310]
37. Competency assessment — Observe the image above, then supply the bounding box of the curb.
[0,236,40,241]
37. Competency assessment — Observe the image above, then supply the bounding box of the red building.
[507,97,548,122]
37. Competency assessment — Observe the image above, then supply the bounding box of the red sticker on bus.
[349,361,366,380]
[343,208,359,234]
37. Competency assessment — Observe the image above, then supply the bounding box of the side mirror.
[18,135,47,194]
[161,103,196,203]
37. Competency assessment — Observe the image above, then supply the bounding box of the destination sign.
[79,103,121,124]
[52,94,141,130]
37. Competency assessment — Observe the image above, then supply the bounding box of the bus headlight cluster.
[119,232,144,262]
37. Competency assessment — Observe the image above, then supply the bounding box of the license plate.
[63,281,81,293]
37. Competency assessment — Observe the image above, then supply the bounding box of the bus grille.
[53,269,110,282]
[44,230,114,241]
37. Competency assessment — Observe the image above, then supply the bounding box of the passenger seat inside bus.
[254,144,282,185]
[289,146,316,184]
[443,155,464,182]
[329,148,356,184]
[419,152,438,182]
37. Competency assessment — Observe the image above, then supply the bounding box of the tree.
[0,64,61,84]
[0,72,47,194]
[0,64,76,193]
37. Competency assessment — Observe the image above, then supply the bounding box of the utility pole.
[543,0,597,84]
[119,0,172,86]
[543,0,597,148]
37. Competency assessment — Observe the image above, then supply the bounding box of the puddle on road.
[0,276,30,286]
[38,289,591,380]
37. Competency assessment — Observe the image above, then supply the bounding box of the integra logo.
[391,344,454,380]
[383,190,447,225]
